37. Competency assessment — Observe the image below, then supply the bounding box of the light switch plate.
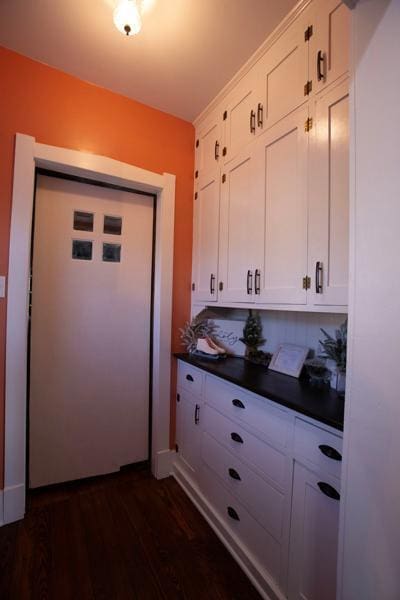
[0,276,6,298]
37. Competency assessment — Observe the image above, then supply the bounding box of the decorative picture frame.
[268,343,309,378]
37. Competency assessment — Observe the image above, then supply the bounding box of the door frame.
[3,133,176,524]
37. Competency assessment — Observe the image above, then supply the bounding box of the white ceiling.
[0,0,297,122]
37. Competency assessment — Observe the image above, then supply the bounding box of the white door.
[29,174,154,488]
[176,389,202,480]
[195,110,222,179]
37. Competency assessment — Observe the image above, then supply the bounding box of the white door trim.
[3,133,176,524]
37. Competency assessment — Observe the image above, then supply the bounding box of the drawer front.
[201,464,282,585]
[205,376,291,448]
[294,418,343,479]
[177,361,204,397]
[203,403,288,491]
[202,431,285,541]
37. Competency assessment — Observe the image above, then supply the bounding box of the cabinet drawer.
[177,362,204,397]
[202,431,285,541]
[294,418,343,479]
[203,403,288,491]
[205,376,291,448]
[201,464,281,585]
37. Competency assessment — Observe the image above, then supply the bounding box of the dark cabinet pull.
[215,140,220,160]
[228,467,241,481]
[232,398,245,409]
[319,444,342,461]
[254,269,261,295]
[257,102,263,127]
[231,432,244,444]
[227,506,240,521]
[318,481,340,501]
[210,273,215,295]
[315,261,323,294]
[194,404,200,425]
[186,374,194,382]
[246,270,253,295]
[317,50,325,81]
[249,110,256,133]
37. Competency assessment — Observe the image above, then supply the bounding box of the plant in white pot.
[319,319,347,396]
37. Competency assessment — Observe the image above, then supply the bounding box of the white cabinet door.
[192,168,220,302]
[195,111,222,179]
[311,0,350,94]
[219,146,261,303]
[176,389,202,479]
[308,79,349,307]
[256,10,309,132]
[222,69,259,166]
[254,106,309,305]
[288,463,340,600]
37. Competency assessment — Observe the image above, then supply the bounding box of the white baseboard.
[152,448,176,479]
[173,462,284,600]
[3,483,25,525]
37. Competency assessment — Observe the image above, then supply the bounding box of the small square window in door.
[104,215,122,235]
[73,211,94,232]
[103,243,121,263]
[72,240,93,260]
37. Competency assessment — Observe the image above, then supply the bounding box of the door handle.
[215,140,220,160]
[318,481,340,501]
[249,109,256,133]
[317,50,325,81]
[210,273,216,295]
[318,444,342,461]
[246,270,253,295]
[194,404,200,425]
[227,506,240,521]
[257,103,263,127]
[254,269,261,295]
[315,261,323,294]
[231,432,244,444]
[232,398,245,409]
[186,374,194,382]
[228,467,241,481]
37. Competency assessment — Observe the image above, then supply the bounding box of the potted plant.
[240,310,272,366]
[319,319,347,395]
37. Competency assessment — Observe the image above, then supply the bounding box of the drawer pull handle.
[194,404,200,425]
[186,374,194,382]
[227,506,240,521]
[318,481,340,501]
[228,468,241,481]
[232,399,245,409]
[231,432,244,444]
[318,444,342,461]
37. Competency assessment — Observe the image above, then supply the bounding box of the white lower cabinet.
[174,361,342,600]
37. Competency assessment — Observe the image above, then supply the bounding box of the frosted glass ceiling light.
[114,0,142,36]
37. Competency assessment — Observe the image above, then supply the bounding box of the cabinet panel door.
[195,112,222,178]
[254,107,309,305]
[176,389,202,478]
[311,0,350,94]
[223,69,259,166]
[256,12,309,132]
[219,146,262,303]
[288,463,340,600]
[192,168,220,302]
[308,80,349,306]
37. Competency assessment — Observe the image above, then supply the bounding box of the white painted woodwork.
[202,431,285,541]
[219,147,260,303]
[288,462,340,600]
[223,69,259,165]
[311,0,350,94]
[253,106,309,305]
[30,175,153,487]
[256,8,309,132]
[294,417,343,480]
[192,168,220,302]
[176,389,202,479]
[195,111,222,178]
[308,79,349,306]
[177,362,205,397]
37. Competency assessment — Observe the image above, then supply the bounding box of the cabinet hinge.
[195,170,198,179]
[222,146,227,157]
[191,282,195,291]
[304,80,313,96]
[304,25,313,41]
[302,276,311,290]
[195,139,199,148]
[194,192,198,200]
[177,393,180,402]
[222,174,226,183]
[175,443,179,452]
[223,110,227,120]
[219,281,224,291]
[304,117,313,132]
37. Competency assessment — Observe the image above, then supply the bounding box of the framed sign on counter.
[269,343,309,378]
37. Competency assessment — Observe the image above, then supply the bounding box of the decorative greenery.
[319,319,347,373]
[179,309,217,353]
[240,310,271,365]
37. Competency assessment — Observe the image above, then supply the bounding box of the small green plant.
[319,319,347,373]
[240,310,271,365]
[179,309,217,353]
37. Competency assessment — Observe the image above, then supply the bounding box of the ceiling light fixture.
[113,0,142,36]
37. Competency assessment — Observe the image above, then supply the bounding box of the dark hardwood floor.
[0,466,262,599]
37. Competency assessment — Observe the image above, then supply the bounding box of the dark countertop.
[175,353,344,431]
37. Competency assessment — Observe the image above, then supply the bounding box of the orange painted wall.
[0,46,194,488]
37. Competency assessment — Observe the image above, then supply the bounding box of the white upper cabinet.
[308,79,349,307]
[194,110,222,180]
[219,146,261,303]
[192,168,220,302]
[253,106,309,305]
[311,0,350,94]
[256,7,310,133]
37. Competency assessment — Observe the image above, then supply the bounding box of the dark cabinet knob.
[232,398,245,409]
[227,506,240,521]
[318,481,340,501]
[231,432,244,444]
[318,444,342,461]
[186,374,194,382]
[228,467,241,481]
